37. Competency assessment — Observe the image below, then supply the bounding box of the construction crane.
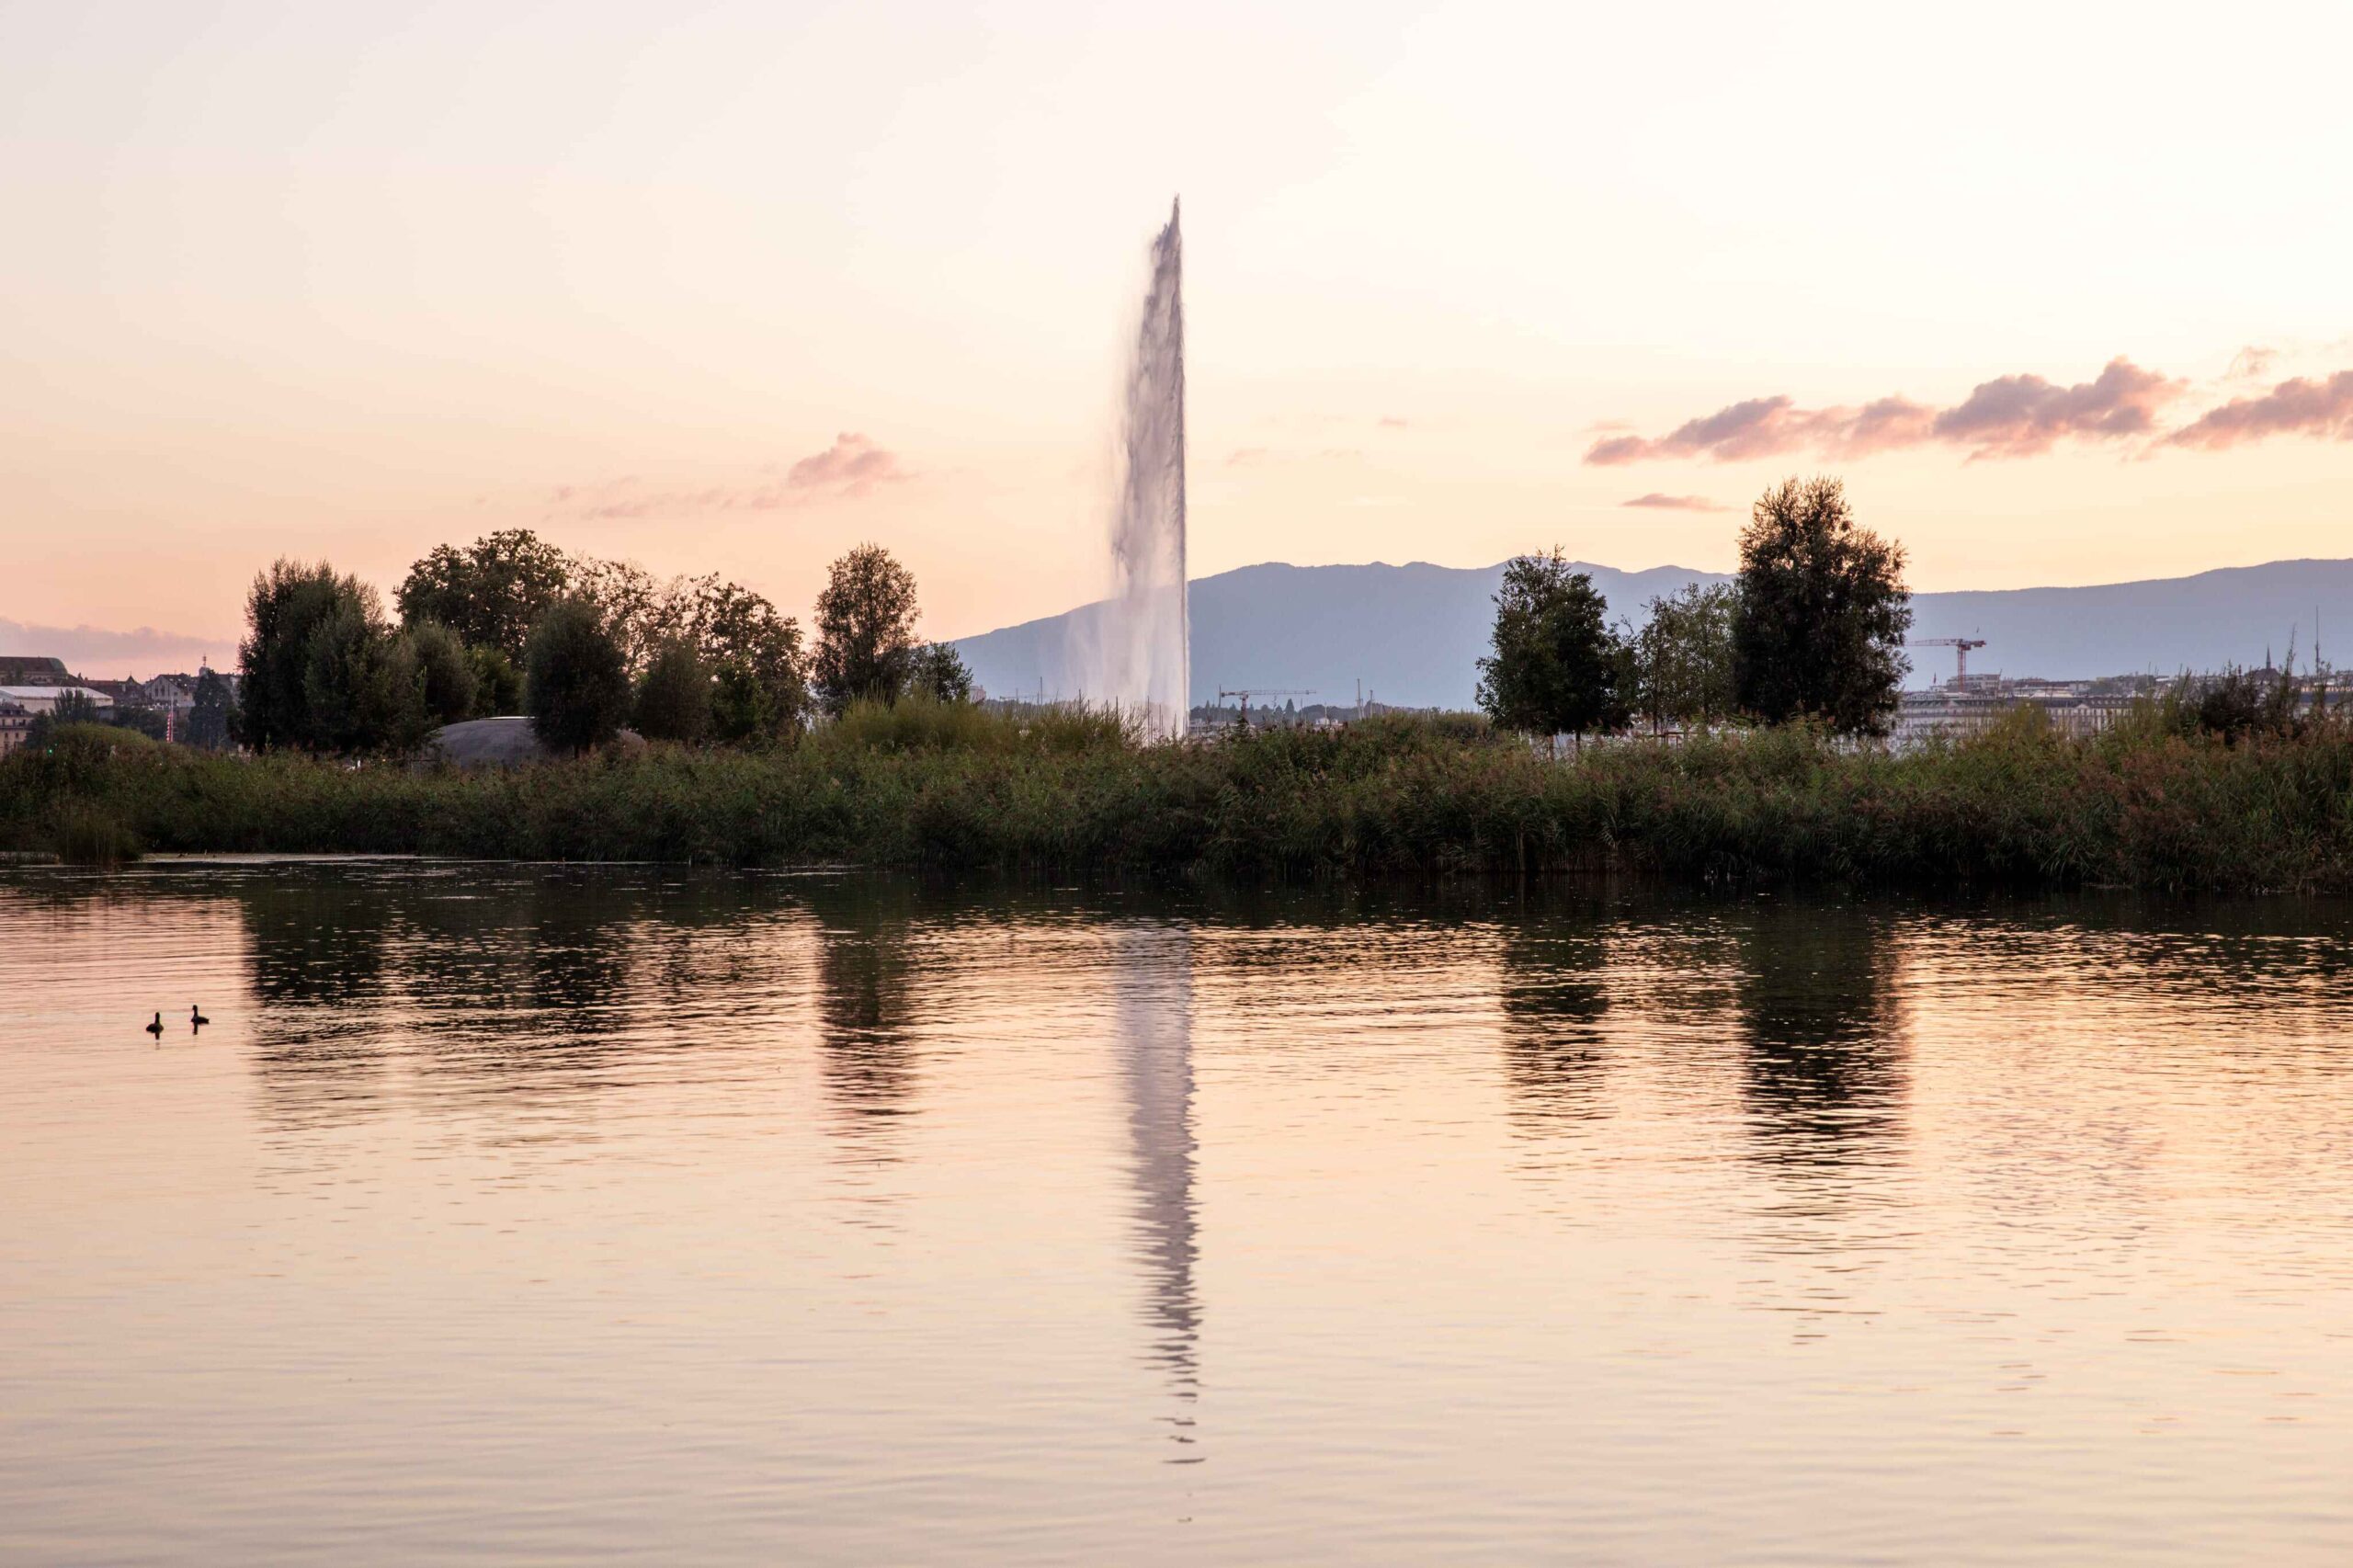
[1216,687,1313,724]
[1909,637,1987,687]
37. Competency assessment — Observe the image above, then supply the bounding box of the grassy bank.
[6,705,2353,892]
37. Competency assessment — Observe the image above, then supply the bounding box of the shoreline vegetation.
[18,481,2350,892]
[9,699,2353,893]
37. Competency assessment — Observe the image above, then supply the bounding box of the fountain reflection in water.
[1073,199,1188,737]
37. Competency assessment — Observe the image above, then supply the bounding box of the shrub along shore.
[8,702,2353,893]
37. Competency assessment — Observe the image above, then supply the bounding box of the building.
[0,656,70,686]
[0,685,117,716]
[0,701,30,757]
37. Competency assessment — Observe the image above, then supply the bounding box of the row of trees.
[236,531,975,756]
[1478,476,1914,744]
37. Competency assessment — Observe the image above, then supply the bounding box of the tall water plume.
[1081,199,1188,737]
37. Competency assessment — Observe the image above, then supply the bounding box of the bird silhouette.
[144,1012,164,1039]
[189,1005,209,1028]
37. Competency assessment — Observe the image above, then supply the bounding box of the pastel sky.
[7,1,2353,671]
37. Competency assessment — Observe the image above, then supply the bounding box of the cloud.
[2226,345,2279,381]
[548,435,911,523]
[0,616,236,676]
[2165,370,2353,451]
[785,432,908,496]
[1620,493,1728,512]
[1377,415,1410,429]
[1927,358,2179,459]
[1586,358,2185,465]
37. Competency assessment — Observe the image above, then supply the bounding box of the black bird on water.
[144,1012,164,1039]
[190,1005,210,1028]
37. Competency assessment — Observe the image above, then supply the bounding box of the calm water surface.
[5,862,2352,1564]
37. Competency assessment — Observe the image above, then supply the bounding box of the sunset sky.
[7,1,2353,671]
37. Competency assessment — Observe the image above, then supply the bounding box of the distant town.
[0,655,240,757]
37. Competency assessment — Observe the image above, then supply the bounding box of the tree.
[673,576,807,736]
[240,560,355,749]
[811,543,920,715]
[906,642,975,703]
[238,559,422,752]
[404,621,477,727]
[633,641,712,744]
[1733,477,1912,736]
[1476,548,1630,749]
[396,529,571,658]
[525,599,631,754]
[302,592,427,755]
[187,668,233,750]
[467,644,524,717]
[108,706,169,741]
[1631,582,1739,734]
[710,659,780,745]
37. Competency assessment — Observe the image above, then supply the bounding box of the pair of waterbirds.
[145,1006,208,1038]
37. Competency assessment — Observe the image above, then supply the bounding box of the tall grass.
[6,708,2353,892]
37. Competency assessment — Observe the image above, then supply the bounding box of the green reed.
[7,707,2353,892]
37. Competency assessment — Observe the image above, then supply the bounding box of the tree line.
[233,531,975,756]
[1478,476,1914,745]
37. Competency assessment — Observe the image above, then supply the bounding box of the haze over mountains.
[954,558,2353,711]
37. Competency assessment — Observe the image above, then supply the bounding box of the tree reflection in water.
[806,881,926,1170]
[1729,897,1907,1174]
[1495,912,1615,1135]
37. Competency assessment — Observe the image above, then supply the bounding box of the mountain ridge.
[952,557,2353,710]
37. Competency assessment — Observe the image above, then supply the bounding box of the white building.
[0,685,117,715]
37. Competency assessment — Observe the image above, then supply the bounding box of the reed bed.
[7,703,2353,892]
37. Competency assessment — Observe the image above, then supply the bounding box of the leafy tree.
[396,529,571,658]
[302,592,427,755]
[906,642,976,703]
[1733,477,1912,736]
[108,706,169,741]
[238,559,420,752]
[50,689,102,726]
[566,555,670,672]
[240,560,352,749]
[672,576,807,735]
[187,668,233,750]
[404,621,477,727]
[633,641,712,744]
[467,644,524,717]
[1476,548,1631,750]
[710,659,780,745]
[525,599,631,754]
[1631,582,1740,733]
[812,543,920,715]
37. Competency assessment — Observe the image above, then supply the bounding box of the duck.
[189,1005,210,1028]
[145,1012,164,1038]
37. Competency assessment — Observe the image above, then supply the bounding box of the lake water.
[5,862,2352,1564]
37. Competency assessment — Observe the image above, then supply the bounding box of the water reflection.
[1730,897,1907,1169]
[1114,923,1201,1460]
[1495,915,1614,1131]
[808,881,926,1160]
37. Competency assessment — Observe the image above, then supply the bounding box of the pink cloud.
[1927,358,2180,459]
[1620,493,1728,512]
[786,432,908,496]
[1586,358,2184,465]
[2165,370,2353,451]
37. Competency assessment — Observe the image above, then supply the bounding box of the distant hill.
[953,558,2353,710]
